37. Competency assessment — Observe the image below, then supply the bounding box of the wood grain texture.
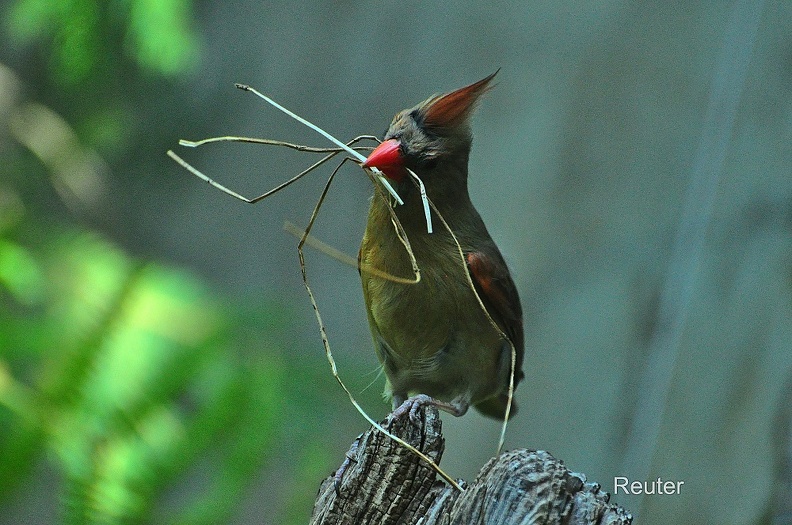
[311,406,632,525]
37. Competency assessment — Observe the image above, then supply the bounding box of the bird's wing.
[465,251,524,383]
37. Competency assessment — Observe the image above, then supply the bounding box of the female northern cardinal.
[359,72,524,420]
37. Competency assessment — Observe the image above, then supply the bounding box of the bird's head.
[363,71,498,184]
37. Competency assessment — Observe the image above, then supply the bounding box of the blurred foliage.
[0,1,345,524]
[6,0,198,86]
[3,0,200,159]
[0,218,287,523]
[0,185,350,524]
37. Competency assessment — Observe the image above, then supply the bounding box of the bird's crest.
[422,70,498,130]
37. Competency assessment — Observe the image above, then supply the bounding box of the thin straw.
[236,84,403,206]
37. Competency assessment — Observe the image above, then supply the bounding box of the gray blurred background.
[2,0,791,523]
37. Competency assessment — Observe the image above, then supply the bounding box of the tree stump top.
[311,406,632,524]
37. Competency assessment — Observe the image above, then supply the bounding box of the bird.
[359,71,524,420]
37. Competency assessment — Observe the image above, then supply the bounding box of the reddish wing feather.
[465,251,524,380]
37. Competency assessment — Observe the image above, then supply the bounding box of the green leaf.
[126,0,199,75]
[0,239,45,305]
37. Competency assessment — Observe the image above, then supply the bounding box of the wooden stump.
[311,406,632,524]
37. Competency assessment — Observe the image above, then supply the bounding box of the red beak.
[363,139,406,181]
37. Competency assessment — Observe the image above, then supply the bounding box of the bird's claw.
[333,434,362,496]
[389,394,435,426]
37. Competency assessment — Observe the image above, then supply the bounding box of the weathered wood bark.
[311,406,632,524]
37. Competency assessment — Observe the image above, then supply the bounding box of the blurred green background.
[0,1,790,524]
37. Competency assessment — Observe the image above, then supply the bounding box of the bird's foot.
[389,394,468,426]
[333,433,362,496]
